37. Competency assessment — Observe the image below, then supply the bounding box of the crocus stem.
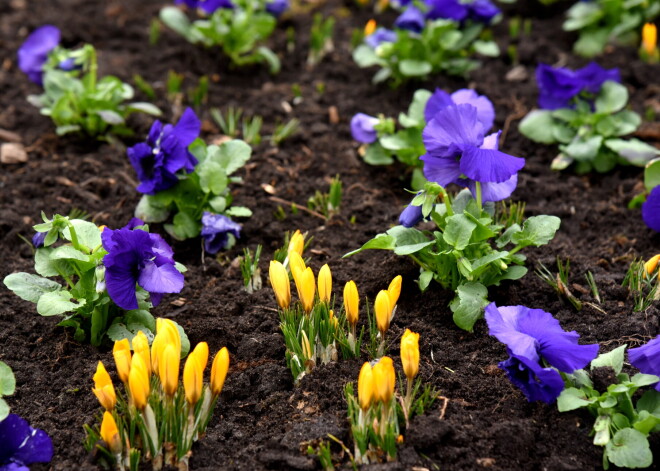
[475,181,483,212]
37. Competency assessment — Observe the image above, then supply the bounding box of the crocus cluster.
[536,62,621,110]
[17,25,75,85]
[486,303,599,403]
[91,320,229,469]
[0,414,53,471]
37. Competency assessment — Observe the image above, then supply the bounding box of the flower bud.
[210,347,230,396]
[191,342,209,371]
[183,351,203,406]
[132,330,151,377]
[375,290,392,335]
[372,357,395,403]
[157,318,181,355]
[289,251,306,282]
[644,254,660,278]
[288,230,304,257]
[100,411,122,455]
[297,267,316,314]
[92,362,116,411]
[343,281,359,326]
[357,362,373,411]
[112,339,131,384]
[159,344,179,397]
[129,354,150,410]
[269,261,291,310]
[318,264,332,304]
[643,23,657,56]
[399,203,423,228]
[400,329,420,381]
[364,19,376,36]
[387,275,402,308]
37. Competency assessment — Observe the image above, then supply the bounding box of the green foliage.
[210,107,263,145]
[346,184,560,331]
[622,258,658,312]
[307,175,342,219]
[0,361,16,421]
[271,118,300,146]
[135,138,252,241]
[519,81,657,173]
[353,19,498,87]
[535,258,583,311]
[563,0,660,57]
[28,45,161,138]
[629,158,660,209]
[308,14,335,66]
[160,0,281,73]
[240,245,262,293]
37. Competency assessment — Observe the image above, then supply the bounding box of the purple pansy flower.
[175,0,233,14]
[128,108,201,195]
[266,0,289,17]
[201,212,242,254]
[0,414,53,471]
[394,6,426,33]
[424,88,495,132]
[32,232,47,248]
[468,0,500,23]
[486,303,599,403]
[425,0,499,23]
[350,113,380,144]
[399,202,424,228]
[365,28,397,49]
[629,336,660,390]
[642,186,660,232]
[17,25,60,85]
[102,220,184,310]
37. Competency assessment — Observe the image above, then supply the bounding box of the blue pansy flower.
[365,28,397,49]
[0,414,53,471]
[642,186,660,232]
[101,219,184,310]
[468,0,500,23]
[201,212,242,254]
[127,108,201,195]
[32,232,47,248]
[394,6,426,33]
[425,0,499,23]
[175,0,233,13]
[485,303,599,403]
[629,336,660,390]
[350,113,380,144]
[266,0,289,17]
[424,88,495,132]
[17,25,60,85]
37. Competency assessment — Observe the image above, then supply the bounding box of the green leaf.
[631,373,660,388]
[595,81,629,114]
[511,215,561,248]
[127,102,162,116]
[344,234,395,257]
[385,226,434,255]
[256,47,281,74]
[443,214,477,250]
[198,161,229,194]
[573,29,609,58]
[4,273,62,303]
[212,140,252,175]
[645,159,660,191]
[563,2,603,30]
[637,390,660,415]
[0,399,8,422]
[519,110,557,144]
[472,40,499,57]
[605,139,660,166]
[49,245,90,263]
[418,270,433,292]
[591,344,626,375]
[352,44,380,67]
[399,60,432,77]
[35,248,73,277]
[563,135,603,161]
[225,206,252,218]
[36,290,85,317]
[63,219,102,250]
[174,321,191,358]
[96,110,125,125]
[449,282,489,331]
[363,143,394,165]
[399,89,431,127]
[125,309,156,334]
[557,387,595,412]
[135,195,171,223]
[165,211,200,240]
[633,410,660,435]
[496,224,521,248]
[160,6,192,39]
[605,428,653,469]
[0,361,16,397]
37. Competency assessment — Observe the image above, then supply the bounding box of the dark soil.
[1,0,659,470]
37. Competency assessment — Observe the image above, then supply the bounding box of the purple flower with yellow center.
[127,108,201,195]
[421,104,524,202]
[0,414,54,471]
[266,0,289,17]
[102,219,184,310]
[365,28,397,49]
[486,303,599,403]
[425,0,499,24]
[201,212,242,254]
[642,186,660,232]
[17,25,60,85]
[394,6,426,33]
[175,0,233,13]
[350,113,379,144]
[424,88,495,132]
[629,336,660,390]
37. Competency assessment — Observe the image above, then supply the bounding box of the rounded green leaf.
[519,110,557,144]
[0,361,16,397]
[605,428,653,468]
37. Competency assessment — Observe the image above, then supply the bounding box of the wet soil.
[1,0,659,470]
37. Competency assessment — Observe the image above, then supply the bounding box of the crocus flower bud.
[132,331,151,377]
[183,351,203,406]
[643,23,657,56]
[92,362,116,411]
[288,251,307,281]
[400,329,420,381]
[372,357,395,403]
[364,19,376,36]
[191,342,209,371]
[344,281,359,326]
[318,264,332,303]
[159,344,180,397]
[375,290,392,335]
[399,203,423,228]
[357,362,374,411]
[288,230,304,257]
[157,318,181,356]
[269,261,291,310]
[113,339,131,384]
[644,254,660,277]
[387,275,402,308]
[129,354,150,411]
[210,347,230,396]
[100,411,122,455]
[297,267,316,314]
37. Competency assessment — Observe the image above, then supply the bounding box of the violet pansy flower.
[365,28,397,49]
[102,220,184,310]
[424,88,495,132]
[175,0,233,13]
[32,232,47,248]
[266,0,289,17]
[17,25,60,85]
[394,6,426,33]
[128,108,201,195]
[0,414,54,471]
[200,212,242,254]
[642,186,660,232]
[425,0,499,24]
[485,303,599,403]
[350,113,380,144]
[629,336,660,390]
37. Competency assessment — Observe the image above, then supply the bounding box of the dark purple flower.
[642,186,660,232]
[395,6,426,33]
[574,62,620,94]
[102,223,184,310]
[424,88,495,132]
[128,108,201,195]
[17,25,60,86]
[486,303,599,403]
[629,336,660,390]
[175,0,233,13]
[266,0,289,17]
[201,212,241,254]
[0,414,53,471]
[350,113,379,144]
[399,197,424,227]
[468,0,500,23]
[365,28,397,49]
[32,232,47,248]
[425,0,499,23]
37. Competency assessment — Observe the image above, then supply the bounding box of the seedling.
[271,118,300,146]
[536,258,583,311]
[240,245,263,293]
[307,14,335,66]
[307,175,342,219]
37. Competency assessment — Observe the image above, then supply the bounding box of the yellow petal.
[129,354,150,410]
[343,281,359,326]
[112,339,131,384]
[298,267,316,314]
[183,351,203,405]
[387,275,402,307]
[400,329,420,380]
[210,347,230,396]
[374,290,392,334]
[318,264,332,304]
[372,357,395,403]
[100,411,122,454]
[364,19,377,36]
[644,254,660,277]
[159,344,179,397]
[357,362,373,411]
[192,342,209,371]
[132,331,151,377]
[288,230,305,257]
[643,23,657,56]
[269,260,291,310]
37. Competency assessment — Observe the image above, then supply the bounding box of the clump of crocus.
[374,276,402,356]
[85,319,230,471]
[641,23,659,63]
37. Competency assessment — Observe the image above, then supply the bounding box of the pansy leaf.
[519,110,556,144]
[399,60,432,77]
[496,224,521,248]
[595,81,628,114]
[135,195,171,223]
[0,361,16,397]
[605,139,660,166]
[631,373,660,388]
[637,390,660,416]
[212,140,252,175]
[605,428,653,469]
[36,290,85,317]
[417,270,434,292]
[610,110,641,137]
[127,102,161,116]
[0,399,8,422]
[590,344,626,375]
[49,245,90,263]
[472,40,499,57]
[62,219,102,250]
[160,7,193,39]
[449,282,489,331]
[364,143,394,165]
[3,273,62,303]
[96,110,125,125]
[35,248,74,277]
[645,159,660,191]
[563,2,603,30]
[563,135,603,161]
[511,215,561,248]
[225,206,253,218]
[399,89,431,128]
[165,211,200,240]
[443,214,477,250]
[573,29,609,58]
[353,44,380,67]
[633,411,660,435]
[557,387,596,412]
[208,196,227,213]
[344,234,395,257]
[125,309,156,334]
[197,161,229,195]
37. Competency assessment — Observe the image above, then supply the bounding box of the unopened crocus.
[100,411,122,455]
[372,357,395,403]
[175,0,234,14]
[485,303,599,403]
[629,336,660,390]
[132,331,151,377]
[0,414,53,470]
[642,186,660,232]
[350,113,379,144]
[129,354,150,410]
[113,338,132,384]
[266,0,289,17]
[645,254,660,277]
[183,351,204,405]
[357,362,374,411]
[192,342,209,371]
[17,25,60,85]
[364,19,377,37]
[424,88,495,132]
[269,260,291,310]
[394,5,425,33]
[92,362,116,411]
[200,212,241,254]
[288,230,305,257]
[102,222,184,311]
[387,275,402,308]
[297,267,316,314]
[127,108,201,195]
[318,264,332,303]
[344,280,359,327]
[642,23,658,56]
[151,318,181,373]
[365,28,397,49]
[401,329,420,381]
[210,347,229,396]
[159,344,180,397]
[375,290,392,335]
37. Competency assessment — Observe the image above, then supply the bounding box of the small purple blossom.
[425,0,499,24]
[0,414,54,471]
[17,25,60,85]
[175,0,234,14]
[350,113,379,144]
[629,336,660,390]
[365,28,397,49]
[201,212,242,254]
[424,88,495,132]
[266,0,289,17]
[399,202,424,228]
[128,108,201,195]
[642,186,660,232]
[394,6,426,33]
[32,232,47,248]
[102,220,184,310]
[486,303,599,403]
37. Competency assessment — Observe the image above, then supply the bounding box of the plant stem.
[475,181,483,212]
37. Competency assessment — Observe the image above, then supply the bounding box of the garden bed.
[1,0,659,469]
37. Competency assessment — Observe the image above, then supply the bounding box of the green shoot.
[188,75,209,109]
[271,118,300,146]
[240,245,262,293]
[585,271,601,303]
[536,258,582,311]
[308,14,335,66]
[622,259,659,312]
[211,107,243,138]
[133,74,156,100]
[307,175,342,219]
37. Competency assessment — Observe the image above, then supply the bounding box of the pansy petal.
[17,25,61,85]
[394,5,426,33]
[0,415,30,461]
[147,120,164,146]
[173,108,201,147]
[105,265,139,310]
[468,173,518,202]
[642,186,660,232]
[450,89,495,131]
[138,260,184,295]
[575,62,620,94]
[425,0,468,21]
[420,154,462,186]
[13,428,54,465]
[460,145,524,183]
[500,353,565,403]
[350,113,379,144]
[365,28,397,48]
[423,89,453,123]
[629,336,660,380]
[423,104,484,157]
[468,0,500,23]
[485,304,541,362]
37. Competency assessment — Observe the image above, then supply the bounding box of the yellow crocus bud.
[113,339,131,384]
[397,434,404,445]
[364,19,376,36]
[301,330,313,360]
[643,23,657,56]
[644,254,660,277]
[132,331,151,377]
[344,281,359,326]
[297,267,316,314]
[92,362,116,411]
[288,251,307,281]
[191,342,209,371]
[210,347,230,396]
[269,261,291,310]
[372,357,395,403]
[100,411,122,454]
[129,354,150,410]
[159,344,180,397]
[183,351,203,406]
[318,264,332,304]
[400,329,420,381]
[387,275,402,307]
[375,290,392,335]
[288,230,305,257]
[357,362,373,411]
[157,318,181,355]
